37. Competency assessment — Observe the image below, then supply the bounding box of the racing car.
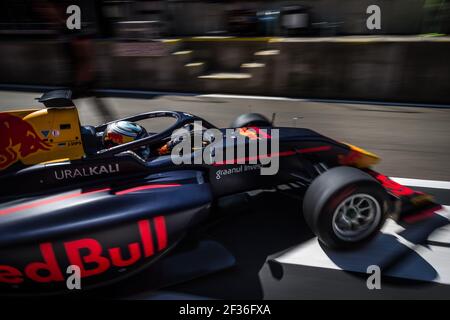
[0,90,441,295]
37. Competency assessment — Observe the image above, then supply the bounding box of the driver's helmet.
[102,121,150,159]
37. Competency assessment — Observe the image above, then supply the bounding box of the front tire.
[303,167,389,249]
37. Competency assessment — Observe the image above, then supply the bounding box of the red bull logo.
[0,217,168,285]
[0,113,51,170]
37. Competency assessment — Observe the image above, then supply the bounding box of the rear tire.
[303,166,389,249]
[230,113,271,128]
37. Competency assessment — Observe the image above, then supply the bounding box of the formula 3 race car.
[0,90,441,295]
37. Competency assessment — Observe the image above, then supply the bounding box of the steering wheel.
[93,111,213,158]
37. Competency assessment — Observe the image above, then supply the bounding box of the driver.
[102,121,151,159]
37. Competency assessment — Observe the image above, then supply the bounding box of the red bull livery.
[0,90,441,295]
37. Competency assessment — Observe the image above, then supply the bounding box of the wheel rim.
[332,193,381,242]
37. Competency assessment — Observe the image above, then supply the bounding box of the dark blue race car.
[0,90,440,295]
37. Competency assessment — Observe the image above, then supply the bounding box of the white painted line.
[391,177,450,190]
[254,49,280,56]
[198,73,252,80]
[172,50,192,55]
[199,94,301,102]
[198,93,450,109]
[1,85,449,108]
[241,62,266,68]
[185,62,204,67]
[275,206,450,285]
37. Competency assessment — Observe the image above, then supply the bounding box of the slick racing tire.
[303,166,390,249]
[231,113,271,128]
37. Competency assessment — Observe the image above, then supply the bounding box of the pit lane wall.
[1,37,450,104]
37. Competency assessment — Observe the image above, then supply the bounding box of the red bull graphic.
[0,114,51,170]
[0,217,168,285]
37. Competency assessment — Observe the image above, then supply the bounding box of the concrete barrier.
[0,37,449,104]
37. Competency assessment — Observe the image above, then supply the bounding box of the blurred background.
[2,0,450,38]
[0,0,450,103]
[1,1,450,182]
